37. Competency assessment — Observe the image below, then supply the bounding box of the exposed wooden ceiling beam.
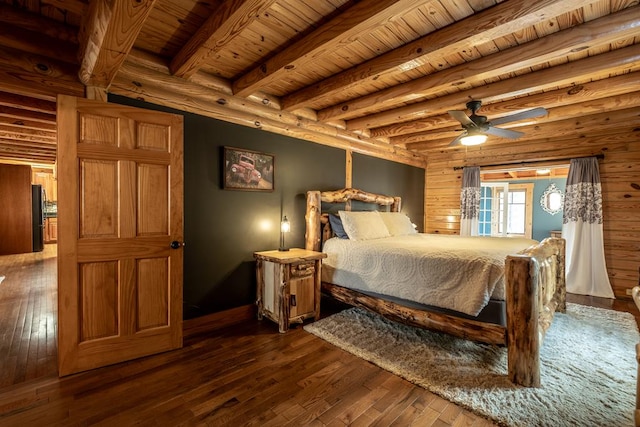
[0,116,56,132]
[0,130,56,144]
[317,7,640,122]
[0,127,56,142]
[111,59,426,168]
[170,0,277,79]
[347,44,640,130]
[40,0,89,18]
[0,44,84,101]
[0,106,56,124]
[0,140,55,162]
[281,0,599,112]
[0,141,56,154]
[0,151,56,159]
[0,158,55,168]
[0,0,81,102]
[0,138,56,150]
[78,0,159,87]
[0,22,78,65]
[389,90,640,145]
[409,108,640,151]
[0,92,57,114]
[424,133,635,168]
[485,146,630,172]
[0,3,78,44]
[232,0,430,97]
[372,72,640,138]
[0,150,56,163]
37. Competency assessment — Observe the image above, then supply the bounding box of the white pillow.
[379,212,416,236]
[338,211,390,241]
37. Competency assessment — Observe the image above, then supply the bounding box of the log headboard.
[305,188,402,252]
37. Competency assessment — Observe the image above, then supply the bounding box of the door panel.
[79,160,118,238]
[79,261,118,341]
[138,163,168,235]
[137,257,169,330]
[57,95,184,376]
[290,275,314,318]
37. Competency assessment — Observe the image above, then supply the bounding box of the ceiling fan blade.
[490,107,548,125]
[448,110,476,127]
[448,133,466,146]
[484,126,524,139]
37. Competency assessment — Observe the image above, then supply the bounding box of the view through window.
[479,183,533,238]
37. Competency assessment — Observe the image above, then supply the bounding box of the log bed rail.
[305,188,566,387]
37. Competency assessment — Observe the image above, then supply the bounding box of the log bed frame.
[305,188,566,388]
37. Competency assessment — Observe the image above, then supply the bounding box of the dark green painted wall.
[109,95,424,319]
[353,153,424,227]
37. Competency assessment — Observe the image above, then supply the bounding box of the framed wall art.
[223,146,274,191]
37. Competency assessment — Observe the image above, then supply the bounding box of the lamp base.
[278,247,290,252]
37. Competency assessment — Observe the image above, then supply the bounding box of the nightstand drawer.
[290,262,314,277]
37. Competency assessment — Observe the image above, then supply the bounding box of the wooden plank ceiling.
[0,0,638,168]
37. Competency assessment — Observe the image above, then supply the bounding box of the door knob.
[170,241,185,249]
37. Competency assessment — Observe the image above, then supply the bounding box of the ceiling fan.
[448,100,547,146]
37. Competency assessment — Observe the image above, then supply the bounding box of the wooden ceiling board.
[395,92,640,146]
[135,0,220,57]
[198,1,342,81]
[468,0,503,12]
[270,0,345,27]
[330,2,616,123]
[39,0,88,17]
[0,0,638,168]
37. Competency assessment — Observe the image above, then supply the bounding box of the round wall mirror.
[540,183,564,215]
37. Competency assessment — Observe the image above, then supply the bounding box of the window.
[478,183,507,237]
[479,183,533,238]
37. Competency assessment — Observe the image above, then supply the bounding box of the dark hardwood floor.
[0,247,637,426]
[0,244,57,389]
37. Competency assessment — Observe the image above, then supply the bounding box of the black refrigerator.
[32,184,45,252]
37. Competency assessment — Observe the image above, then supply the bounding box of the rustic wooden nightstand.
[254,248,327,333]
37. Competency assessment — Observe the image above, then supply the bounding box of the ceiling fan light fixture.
[460,133,487,146]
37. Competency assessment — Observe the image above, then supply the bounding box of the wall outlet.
[627,288,633,296]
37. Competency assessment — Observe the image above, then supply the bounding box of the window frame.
[480,182,533,239]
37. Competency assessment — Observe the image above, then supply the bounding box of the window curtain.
[562,157,614,298]
[460,166,480,236]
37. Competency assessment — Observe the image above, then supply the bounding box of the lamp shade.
[279,215,290,251]
[281,216,290,233]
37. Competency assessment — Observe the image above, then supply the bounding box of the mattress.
[322,234,537,316]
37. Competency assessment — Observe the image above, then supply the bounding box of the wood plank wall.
[424,131,640,299]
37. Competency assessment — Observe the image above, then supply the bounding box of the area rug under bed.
[304,303,638,427]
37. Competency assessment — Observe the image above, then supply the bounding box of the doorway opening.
[0,164,58,387]
[480,166,569,242]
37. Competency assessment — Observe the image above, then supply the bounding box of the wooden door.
[0,164,33,255]
[56,95,184,376]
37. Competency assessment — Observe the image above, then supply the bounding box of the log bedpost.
[305,191,321,251]
[505,254,540,388]
[632,286,640,426]
[392,196,401,212]
[636,342,640,426]
[556,238,567,313]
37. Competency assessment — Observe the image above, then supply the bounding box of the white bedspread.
[322,234,537,316]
